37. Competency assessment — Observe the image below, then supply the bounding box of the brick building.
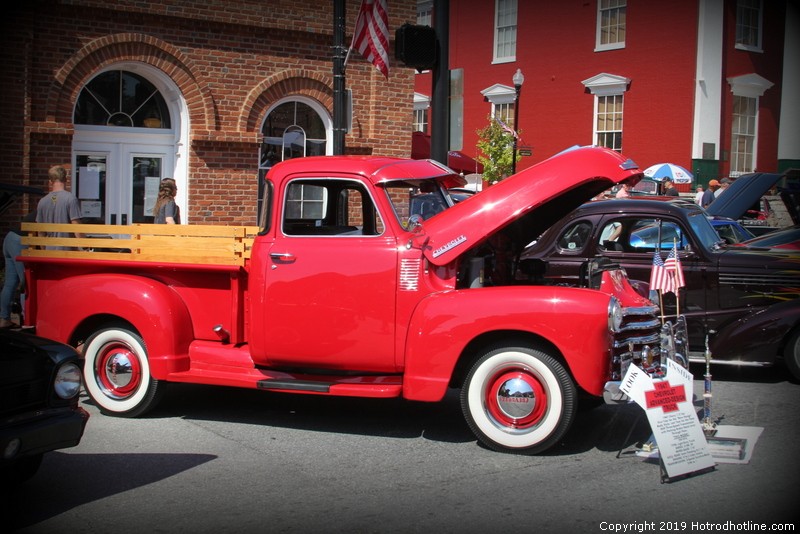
[414,0,799,192]
[0,0,416,230]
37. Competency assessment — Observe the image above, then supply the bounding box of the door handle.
[270,252,296,262]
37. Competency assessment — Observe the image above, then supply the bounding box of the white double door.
[73,138,174,226]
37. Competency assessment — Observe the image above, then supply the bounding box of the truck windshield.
[382,179,454,229]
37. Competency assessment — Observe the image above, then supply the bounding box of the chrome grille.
[610,304,666,381]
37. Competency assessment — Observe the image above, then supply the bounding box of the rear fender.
[402,286,613,401]
[34,273,194,378]
[710,299,800,364]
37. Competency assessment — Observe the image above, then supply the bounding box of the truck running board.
[256,375,403,398]
[258,379,332,392]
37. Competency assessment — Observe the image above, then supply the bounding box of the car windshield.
[713,220,754,244]
[689,211,727,249]
[382,179,455,229]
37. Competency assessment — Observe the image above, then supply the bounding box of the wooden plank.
[21,223,259,266]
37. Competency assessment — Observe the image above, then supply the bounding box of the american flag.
[348,0,390,78]
[494,116,520,140]
[649,250,672,294]
[664,242,686,290]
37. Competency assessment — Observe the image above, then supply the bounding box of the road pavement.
[7,364,800,533]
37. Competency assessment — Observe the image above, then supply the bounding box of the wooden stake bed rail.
[21,223,260,266]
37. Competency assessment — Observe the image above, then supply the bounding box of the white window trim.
[413,93,430,133]
[492,0,517,64]
[581,73,630,97]
[727,73,773,99]
[480,83,516,122]
[727,73,773,175]
[417,0,433,27]
[481,83,516,106]
[413,92,431,111]
[735,0,764,52]
[595,0,626,52]
[72,62,189,219]
[582,73,630,150]
[262,95,333,157]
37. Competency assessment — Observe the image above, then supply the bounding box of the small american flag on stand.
[664,242,685,290]
[649,250,672,294]
[347,0,390,77]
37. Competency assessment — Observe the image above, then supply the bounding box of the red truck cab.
[23,146,675,454]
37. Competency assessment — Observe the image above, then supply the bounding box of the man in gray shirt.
[36,165,83,247]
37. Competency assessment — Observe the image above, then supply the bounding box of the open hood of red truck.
[418,146,643,266]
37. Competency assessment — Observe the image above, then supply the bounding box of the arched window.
[258,99,329,223]
[260,100,326,169]
[74,70,171,129]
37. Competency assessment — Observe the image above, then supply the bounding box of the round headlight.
[608,297,624,333]
[55,362,82,399]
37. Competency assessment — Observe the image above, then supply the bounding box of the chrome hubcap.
[496,377,536,418]
[105,351,134,388]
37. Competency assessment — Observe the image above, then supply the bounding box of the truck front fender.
[34,273,194,378]
[710,299,800,364]
[402,286,614,401]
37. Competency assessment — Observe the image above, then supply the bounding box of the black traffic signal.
[395,23,437,71]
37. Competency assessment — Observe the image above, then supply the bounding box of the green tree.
[476,115,520,185]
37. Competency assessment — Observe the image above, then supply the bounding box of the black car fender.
[709,299,800,364]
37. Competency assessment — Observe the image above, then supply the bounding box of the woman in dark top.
[153,178,180,224]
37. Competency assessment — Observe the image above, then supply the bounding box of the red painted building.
[413,0,799,190]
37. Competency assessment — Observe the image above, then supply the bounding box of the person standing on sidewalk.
[153,178,181,224]
[1,211,36,328]
[35,165,83,249]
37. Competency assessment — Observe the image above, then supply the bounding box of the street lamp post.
[511,68,524,175]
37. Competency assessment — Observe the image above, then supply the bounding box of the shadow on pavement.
[5,451,216,530]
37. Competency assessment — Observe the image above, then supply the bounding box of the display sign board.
[620,359,715,480]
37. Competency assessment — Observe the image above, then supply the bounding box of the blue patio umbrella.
[642,163,693,184]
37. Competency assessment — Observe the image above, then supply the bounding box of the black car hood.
[706,173,782,221]
[0,182,44,215]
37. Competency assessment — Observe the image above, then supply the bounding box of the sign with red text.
[620,359,715,478]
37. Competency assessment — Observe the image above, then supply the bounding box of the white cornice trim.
[727,73,774,98]
[581,73,631,96]
[480,83,516,104]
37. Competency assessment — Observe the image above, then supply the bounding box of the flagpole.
[333,0,347,155]
[673,238,681,319]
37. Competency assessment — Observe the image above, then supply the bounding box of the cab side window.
[598,221,624,251]
[627,219,687,251]
[557,221,592,252]
[282,179,382,236]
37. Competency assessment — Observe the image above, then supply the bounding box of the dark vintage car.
[737,224,800,250]
[520,196,800,380]
[709,216,755,244]
[707,172,800,236]
[0,317,89,484]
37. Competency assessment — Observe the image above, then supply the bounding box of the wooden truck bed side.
[21,223,260,266]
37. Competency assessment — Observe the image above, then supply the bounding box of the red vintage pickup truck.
[22,146,675,454]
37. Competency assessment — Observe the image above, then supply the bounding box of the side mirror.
[407,214,424,232]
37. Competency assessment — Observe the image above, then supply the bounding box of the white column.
[778,1,800,163]
[691,0,724,161]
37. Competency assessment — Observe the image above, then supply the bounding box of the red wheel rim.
[485,369,547,429]
[95,343,142,398]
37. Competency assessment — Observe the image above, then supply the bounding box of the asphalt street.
[7,363,800,533]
